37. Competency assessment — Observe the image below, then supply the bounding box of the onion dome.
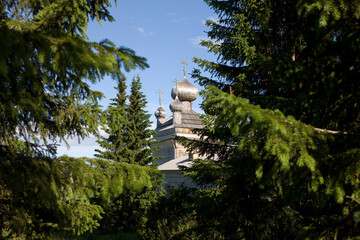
[171,78,198,102]
[169,96,183,112]
[155,106,166,119]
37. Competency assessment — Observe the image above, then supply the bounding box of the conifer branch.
[284,120,351,135]
[346,195,360,204]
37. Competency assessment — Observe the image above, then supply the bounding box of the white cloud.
[136,27,153,36]
[189,35,211,48]
[190,34,224,48]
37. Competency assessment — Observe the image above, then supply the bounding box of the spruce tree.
[95,76,158,166]
[0,1,158,238]
[0,0,149,157]
[126,76,158,166]
[93,76,161,236]
[176,0,360,238]
[95,78,130,161]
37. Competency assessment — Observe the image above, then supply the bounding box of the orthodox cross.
[173,78,180,96]
[156,89,164,106]
[181,60,188,77]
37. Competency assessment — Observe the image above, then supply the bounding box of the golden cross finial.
[156,89,164,106]
[173,78,180,96]
[181,60,188,77]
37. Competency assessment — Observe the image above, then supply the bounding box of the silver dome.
[155,106,166,118]
[171,78,198,102]
[169,96,183,112]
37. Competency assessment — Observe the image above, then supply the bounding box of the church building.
[153,61,204,187]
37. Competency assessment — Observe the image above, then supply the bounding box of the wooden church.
[153,61,204,187]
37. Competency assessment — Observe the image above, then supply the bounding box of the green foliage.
[96,75,159,166]
[182,87,360,238]
[198,86,325,188]
[0,0,153,238]
[89,185,163,238]
[82,232,138,240]
[126,76,159,166]
[141,186,199,240]
[95,78,129,161]
[0,155,158,239]
[0,0,148,156]
[178,0,360,238]
[194,0,360,133]
[95,76,162,236]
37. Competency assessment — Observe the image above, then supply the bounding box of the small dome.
[171,78,198,102]
[155,106,166,118]
[169,96,183,112]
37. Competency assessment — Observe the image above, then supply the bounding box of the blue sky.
[57,0,217,157]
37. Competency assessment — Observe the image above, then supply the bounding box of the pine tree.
[0,0,158,238]
[177,0,360,238]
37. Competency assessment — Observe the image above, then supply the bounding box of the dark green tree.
[126,76,158,166]
[0,0,149,157]
[177,0,360,238]
[0,0,158,238]
[95,78,129,161]
[93,76,162,237]
[0,155,160,239]
[193,0,360,130]
[96,76,158,166]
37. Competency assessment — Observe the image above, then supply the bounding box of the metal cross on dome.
[181,60,188,78]
[156,89,164,106]
[173,78,180,97]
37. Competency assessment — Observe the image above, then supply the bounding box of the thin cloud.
[166,11,178,17]
[166,11,188,23]
[172,17,187,23]
[136,27,154,36]
[189,35,211,48]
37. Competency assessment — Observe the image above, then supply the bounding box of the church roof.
[155,110,204,131]
[180,109,203,128]
[157,154,192,171]
[154,61,205,176]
